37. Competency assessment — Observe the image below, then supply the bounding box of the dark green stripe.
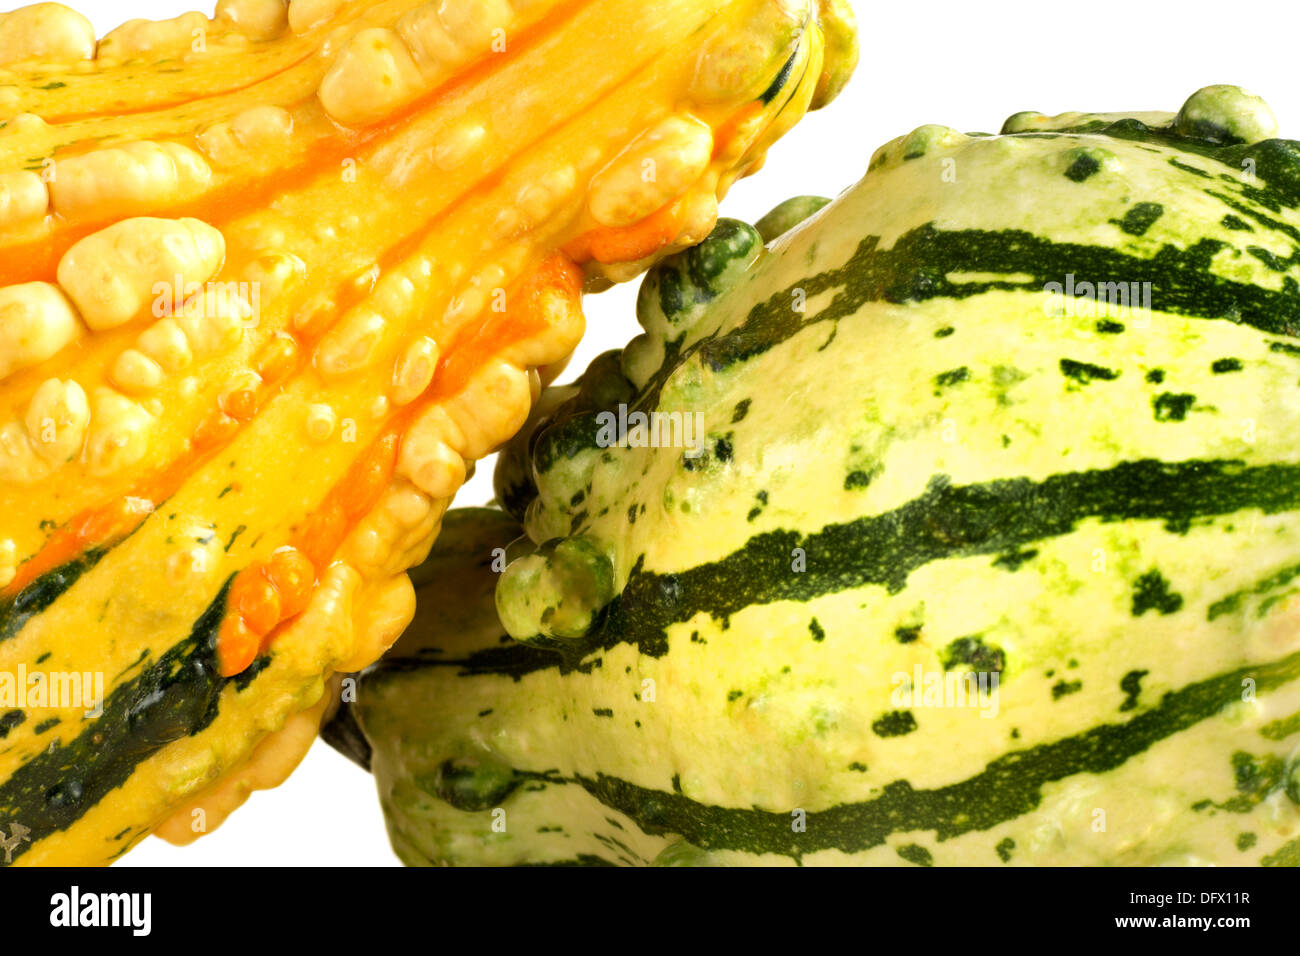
[1262,836,1300,866]
[0,548,107,643]
[1208,558,1300,621]
[694,223,1298,376]
[0,577,261,865]
[431,457,1300,679]
[1260,710,1300,741]
[595,458,1300,659]
[527,650,1300,860]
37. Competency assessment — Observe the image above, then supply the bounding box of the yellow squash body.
[0,0,855,864]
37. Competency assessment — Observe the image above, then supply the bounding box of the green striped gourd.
[334,85,1300,865]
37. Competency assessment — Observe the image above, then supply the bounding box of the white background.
[5,0,1298,865]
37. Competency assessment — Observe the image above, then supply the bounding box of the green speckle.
[941,635,1005,675]
[992,548,1037,571]
[1095,319,1125,334]
[33,717,59,735]
[848,762,868,773]
[592,708,614,718]
[1113,202,1164,236]
[731,398,751,423]
[933,366,970,391]
[1060,358,1120,384]
[1132,570,1184,616]
[809,618,825,642]
[1237,832,1257,851]
[1211,357,1243,373]
[36,81,67,90]
[872,710,917,737]
[844,470,872,490]
[1119,669,1149,712]
[1153,392,1195,422]
[1215,751,1286,812]
[894,625,921,644]
[1145,368,1166,384]
[224,524,247,552]
[934,326,955,338]
[896,843,932,867]
[1051,680,1082,700]
[726,690,743,702]
[1222,214,1253,231]
[1064,151,1102,182]
[995,837,1015,862]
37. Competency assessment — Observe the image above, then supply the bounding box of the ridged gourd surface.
[0,0,855,864]
[340,85,1300,866]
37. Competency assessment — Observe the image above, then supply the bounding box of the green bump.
[496,536,615,642]
[423,757,519,812]
[652,841,724,866]
[1175,85,1278,146]
[754,196,831,243]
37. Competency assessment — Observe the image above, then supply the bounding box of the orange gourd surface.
[0,0,855,864]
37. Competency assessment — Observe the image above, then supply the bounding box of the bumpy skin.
[0,0,852,864]
[338,86,1300,866]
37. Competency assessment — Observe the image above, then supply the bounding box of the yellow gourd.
[0,0,856,864]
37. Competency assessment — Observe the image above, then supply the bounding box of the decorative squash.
[332,86,1300,866]
[0,0,855,865]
